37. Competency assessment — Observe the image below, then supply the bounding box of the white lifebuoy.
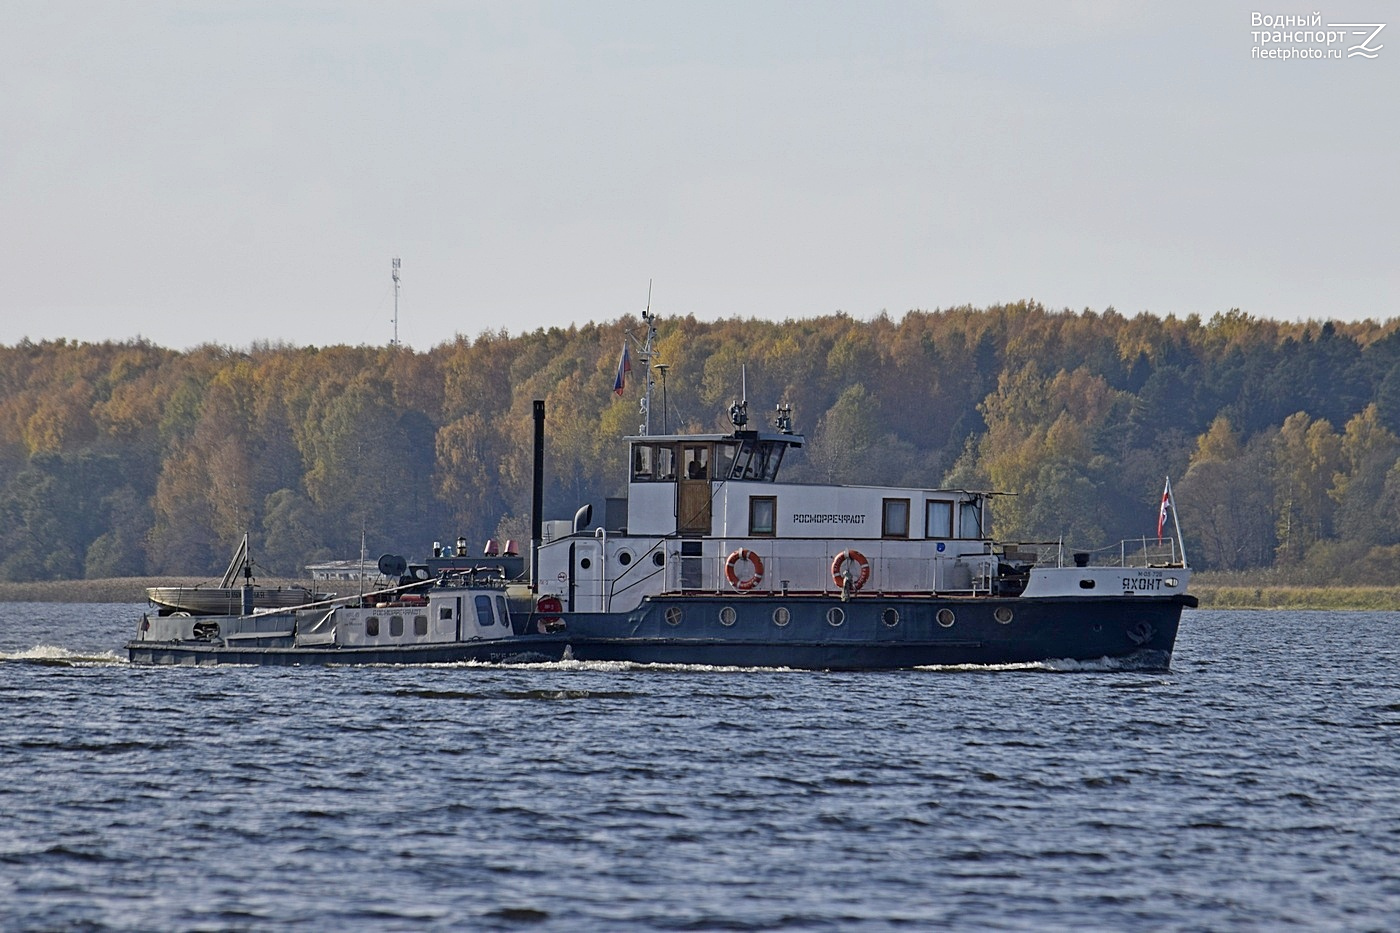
[724,548,764,591]
[831,550,871,591]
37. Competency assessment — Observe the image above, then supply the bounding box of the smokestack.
[531,399,544,590]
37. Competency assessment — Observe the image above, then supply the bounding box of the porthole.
[618,550,633,566]
[1164,576,1179,588]
[580,557,592,570]
[719,606,737,627]
[665,606,683,627]
[653,552,666,567]
[882,607,900,627]
[827,607,845,627]
[773,607,791,627]
[937,608,955,628]
[366,616,380,636]
[994,607,1014,625]
[1079,579,1095,589]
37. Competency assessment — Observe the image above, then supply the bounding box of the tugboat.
[527,312,1195,671]
[127,553,568,666]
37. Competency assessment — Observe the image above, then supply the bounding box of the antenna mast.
[637,280,658,434]
[391,257,401,348]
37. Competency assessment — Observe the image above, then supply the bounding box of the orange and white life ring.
[831,550,871,591]
[724,548,764,591]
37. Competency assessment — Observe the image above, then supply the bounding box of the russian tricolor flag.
[613,342,632,396]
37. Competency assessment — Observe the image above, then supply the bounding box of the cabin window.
[631,444,676,482]
[959,497,984,539]
[683,445,710,480]
[730,439,785,482]
[632,444,654,480]
[475,594,495,626]
[883,498,911,538]
[926,500,953,538]
[366,616,380,637]
[749,496,777,536]
[413,615,428,636]
[389,615,404,637]
[438,606,453,620]
[495,595,510,628]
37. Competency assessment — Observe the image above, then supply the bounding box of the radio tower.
[391,257,401,348]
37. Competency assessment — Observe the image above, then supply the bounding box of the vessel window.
[495,596,510,627]
[749,496,777,536]
[683,445,710,480]
[995,607,1014,625]
[580,557,592,570]
[715,442,738,481]
[882,608,900,627]
[656,446,676,480]
[773,607,791,627]
[618,549,633,566]
[937,608,956,628]
[389,615,404,637]
[366,616,380,636]
[632,444,654,480]
[827,607,845,627]
[439,606,453,620]
[653,551,665,567]
[926,500,953,538]
[631,444,676,482]
[414,615,428,636]
[665,606,683,626]
[883,498,911,538]
[959,497,984,539]
[475,595,496,625]
[719,606,737,626]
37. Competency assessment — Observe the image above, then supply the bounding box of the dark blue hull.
[560,594,1191,671]
[126,634,569,667]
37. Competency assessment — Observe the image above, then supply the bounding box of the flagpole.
[1167,476,1187,566]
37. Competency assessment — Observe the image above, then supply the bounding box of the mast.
[391,257,401,348]
[635,281,658,434]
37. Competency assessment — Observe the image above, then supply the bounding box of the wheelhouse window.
[728,438,785,481]
[475,594,495,626]
[926,500,953,538]
[883,498,911,538]
[682,445,710,480]
[959,496,985,539]
[631,443,676,482]
[749,496,777,536]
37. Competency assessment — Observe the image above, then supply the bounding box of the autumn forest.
[3,302,1399,584]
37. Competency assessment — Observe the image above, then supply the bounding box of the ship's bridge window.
[926,500,953,538]
[883,498,911,538]
[475,594,496,626]
[683,445,710,480]
[631,443,676,482]
[728,438,786,482]
[960,496,985,539]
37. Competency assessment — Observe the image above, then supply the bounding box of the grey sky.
[2,1,1394,350]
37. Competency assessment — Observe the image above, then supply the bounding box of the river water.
[1,603,1397,931]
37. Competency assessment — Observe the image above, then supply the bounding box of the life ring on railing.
[724,548,764,591]
[831,550,871,591]
[535,595,563,633]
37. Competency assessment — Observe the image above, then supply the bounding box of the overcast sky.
[2,1,1394,350]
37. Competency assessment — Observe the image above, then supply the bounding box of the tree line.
[3,302,1400,584]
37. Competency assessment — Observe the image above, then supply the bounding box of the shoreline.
[2,578,1398,611]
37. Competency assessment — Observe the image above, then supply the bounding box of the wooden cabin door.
[677,444,712,536]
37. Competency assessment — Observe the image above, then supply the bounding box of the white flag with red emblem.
[1157,477,1173,539]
